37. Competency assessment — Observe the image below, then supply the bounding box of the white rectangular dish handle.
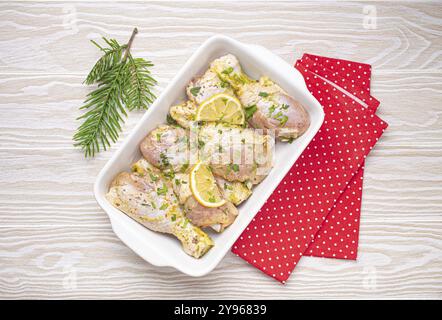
[236,41,309,91]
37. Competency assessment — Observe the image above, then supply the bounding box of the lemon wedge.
[190,161,226,208]
[195,93,245,125]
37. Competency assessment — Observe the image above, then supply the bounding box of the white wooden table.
[0,1,441,299]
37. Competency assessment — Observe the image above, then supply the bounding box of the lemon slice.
[195,93,245,125]
[190,162,226,208]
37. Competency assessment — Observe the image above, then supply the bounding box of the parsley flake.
[190,87,201,96]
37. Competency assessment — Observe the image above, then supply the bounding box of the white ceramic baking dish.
[94,35,324,277]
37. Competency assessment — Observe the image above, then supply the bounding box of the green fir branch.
[73,28,157,157]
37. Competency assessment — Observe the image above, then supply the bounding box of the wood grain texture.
[0,1,441,299]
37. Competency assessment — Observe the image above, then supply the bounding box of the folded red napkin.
[300,54,380,259]
[232,54,388,283]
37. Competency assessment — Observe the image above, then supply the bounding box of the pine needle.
[73,28,157,157]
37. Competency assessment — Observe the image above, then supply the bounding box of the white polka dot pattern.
[231,54,388,283]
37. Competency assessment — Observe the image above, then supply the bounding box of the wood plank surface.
[0,1,441,299]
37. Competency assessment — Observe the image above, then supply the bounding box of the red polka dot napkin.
[300,54,380,259]
[231,54,388,283]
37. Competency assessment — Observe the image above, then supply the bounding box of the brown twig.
[123,27,138,60]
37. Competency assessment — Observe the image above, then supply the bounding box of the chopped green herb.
[272,109,288,126]
[241,138,245,144]
[156,133,162,142]
[218,129,223,134]
[220,80,229,88]
[149,173,159,182]
[198,139,205,149]
[160,152,170,166]
[181,163,189,172]
[157,185,168,195]
[166,113,178,125]
[231,164,239,172]
[224,183,233,191]
[150,201,157,209]
[281,103,289,110]
[218,145,223,153]
[163,170,175,179]
[233,73,250,85]
[244,105,257,121]
[174,179,181,186]
[222,67,234,75]
[190,86,201,96]
[259,91,269,97]
[171,214,176,221]
[159,203,169,210]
